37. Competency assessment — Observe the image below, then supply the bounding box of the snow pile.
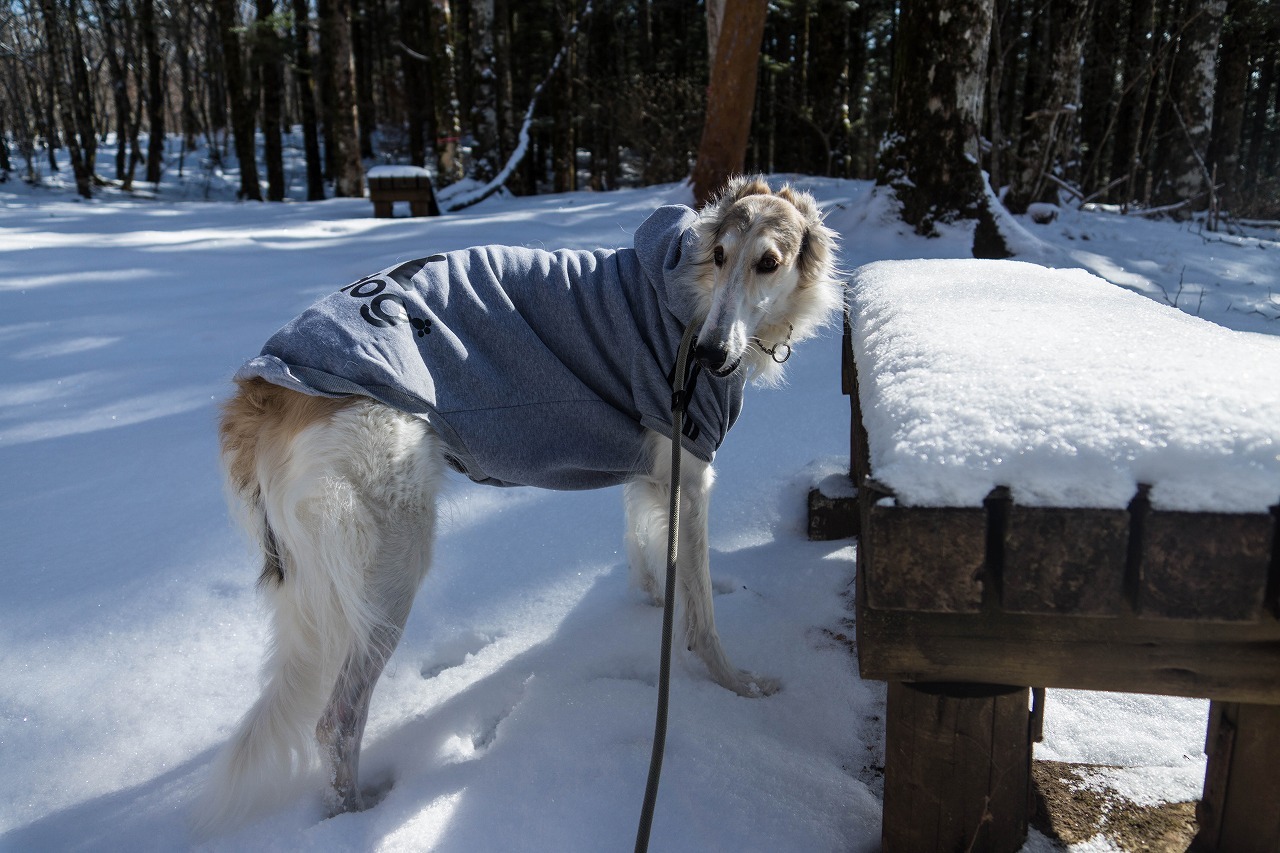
[850,259,1280,511]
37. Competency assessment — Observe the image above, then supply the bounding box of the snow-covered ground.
[1,165,1276,852]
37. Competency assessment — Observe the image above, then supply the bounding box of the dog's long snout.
[694,341,738,376]
[693,342,726,370]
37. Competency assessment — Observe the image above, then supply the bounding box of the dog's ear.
[775,184,838,289]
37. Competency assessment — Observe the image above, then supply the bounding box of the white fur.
[197,177,841,835]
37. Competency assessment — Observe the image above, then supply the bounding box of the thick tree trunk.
[1207,0,1257,214]
[140,0,165,185]
[429,0,463,185]
[1004,0,1091,213]
[39,0,97,198]
[689,0,769,207]
[552,2,576,194]
[1110,0,1156,206]
[1079,0,1119,195]
[469,0,499,184]
[322,0,364,198]
[876,0,997,241]
[293,0,325,200]
[1153,0,1226,209]
[256,0,286,201]
[214,0,263,200]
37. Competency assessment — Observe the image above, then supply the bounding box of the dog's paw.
[721,669,781,698]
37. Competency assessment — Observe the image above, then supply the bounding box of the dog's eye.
[756,256,779,274]
[713,246,725,267]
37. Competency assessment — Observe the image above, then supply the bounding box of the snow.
[2,165,1278,851]
[849,259,1280,511]
[367,165,432,179]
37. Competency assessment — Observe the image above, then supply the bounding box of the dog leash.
[634,322,700,853]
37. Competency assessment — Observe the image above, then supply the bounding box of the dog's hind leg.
[628,432,779,697]
[316,510,437,816]
[312,405,442,818]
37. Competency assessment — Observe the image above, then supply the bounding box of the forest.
[2,0,1278,222]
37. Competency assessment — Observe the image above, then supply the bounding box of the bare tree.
[139,0,164,184]
[876,0,997,243]
[1153,0,1226,210]
[255,0,286,201]
[320,0,363,197]
[213,0,262,200]
[292,0,325,200]
[1004,0,1092,213]
[38,0,98,198]
[689,0,769,207]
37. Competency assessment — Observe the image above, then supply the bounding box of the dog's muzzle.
[694,343,740,377]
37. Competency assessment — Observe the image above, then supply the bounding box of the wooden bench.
[367,166,440,218]
[833,260,1280,852]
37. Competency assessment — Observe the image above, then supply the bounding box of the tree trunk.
[1079,0,1119,195]
[140,0,165,185]
[214,0,263,200]
[1110,0,1156,206]
[39,0,97,198]
[1206,0,1257,214]
[876,0,997,240]
[1153,0,1226,209]
[96,0,135,186]
[256,0,286,201]
[323,0,364,197]
[552,1,577,194]
[469,0,499,184]
[351,0,374,160]
[1004,0,1091,214]
[689,0,769,207]
[429,0,463,185]
[292,0,325,200]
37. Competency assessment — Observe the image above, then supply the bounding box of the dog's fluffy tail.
[196,384,379,835]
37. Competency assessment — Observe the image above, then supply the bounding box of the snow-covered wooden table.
[367,164,440,218]
[843,261,1280,852]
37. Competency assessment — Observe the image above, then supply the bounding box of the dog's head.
[688,176,841,386]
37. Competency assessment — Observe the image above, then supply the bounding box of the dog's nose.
[693,343,729,372]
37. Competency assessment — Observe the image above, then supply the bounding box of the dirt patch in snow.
[1033,760,1198,851]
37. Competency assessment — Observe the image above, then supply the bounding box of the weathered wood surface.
[856,579,1280,703]
[864,503,986,612]
[806,486,858,541]
[1139,510,1273,622]
[1003,505,1130,615]
[1195,701,1280,851]
[883,681,1032,853]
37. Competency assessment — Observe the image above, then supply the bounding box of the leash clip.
[761,324,793,364]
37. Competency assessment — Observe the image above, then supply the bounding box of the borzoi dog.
[198,176,840,832]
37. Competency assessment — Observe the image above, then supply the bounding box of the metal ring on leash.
[634,322,699,853]
[759,324,793,364]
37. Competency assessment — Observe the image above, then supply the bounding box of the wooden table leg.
[1195,700,1280,851]
[372,200,393,218]
[883,681,1033,852]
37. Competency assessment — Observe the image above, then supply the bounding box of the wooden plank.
[806,486,858,540]
[882,682,1031,852]
[1195,701,1280,851]
[1139,510,1272,622]
[1002,506,1130,615]
[864,502,986,612]
[854,594,1280,702]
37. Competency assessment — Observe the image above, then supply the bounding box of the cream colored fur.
[196,177,841,835]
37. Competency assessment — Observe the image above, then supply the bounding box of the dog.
[197,176,840,833]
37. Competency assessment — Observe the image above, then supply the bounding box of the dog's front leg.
[627,431,779,697]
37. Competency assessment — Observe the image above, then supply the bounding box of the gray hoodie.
[235,205,744,490]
